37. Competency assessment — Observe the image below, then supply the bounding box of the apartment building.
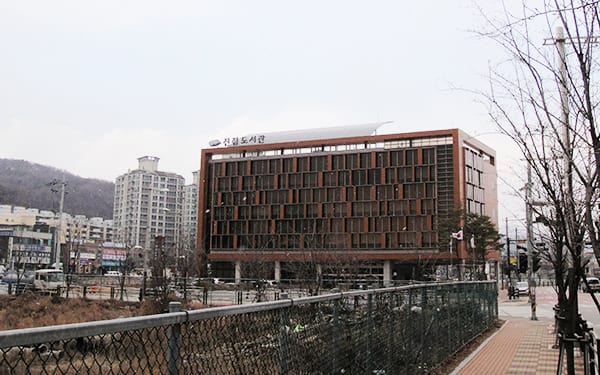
[180,171,199,272]
[112,156,185,256]
[198,124,498,284]
[63,214,113,243]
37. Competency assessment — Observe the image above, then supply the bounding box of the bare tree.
[478,1,600,372]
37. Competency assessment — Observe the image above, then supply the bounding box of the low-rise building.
[0,205,113,270]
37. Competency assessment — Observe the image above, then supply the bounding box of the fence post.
[387,292,396,372]
[420,287,427,373]
[332,294,340,373]
[367,293,373,372]
[279,292,289,374]
[167,302,182,375]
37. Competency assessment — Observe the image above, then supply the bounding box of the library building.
[198,123,498,286]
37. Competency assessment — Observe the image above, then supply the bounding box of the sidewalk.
[450,290,583,374]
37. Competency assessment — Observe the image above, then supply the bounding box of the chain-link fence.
[0,281,497,374]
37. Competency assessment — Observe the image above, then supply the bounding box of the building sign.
[102,254,126,261]
[0,230,13,237]
[102,248,127,261]
[222,135,266,147]
[11,250,51,265]
[21,244,48,252]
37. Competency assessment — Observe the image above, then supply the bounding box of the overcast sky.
[1,1,532,228]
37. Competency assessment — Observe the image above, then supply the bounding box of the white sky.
[0,1,532,230]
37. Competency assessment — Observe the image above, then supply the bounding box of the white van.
[33,269,65,294]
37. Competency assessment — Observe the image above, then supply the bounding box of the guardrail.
[0,281,497,374]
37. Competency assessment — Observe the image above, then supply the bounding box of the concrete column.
[383,260,392,286]
[235,261,242,284]
[274,261,281,282]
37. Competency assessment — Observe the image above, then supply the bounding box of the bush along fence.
[0,281,497,375]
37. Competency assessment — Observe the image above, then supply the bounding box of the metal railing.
[0,281,497,375]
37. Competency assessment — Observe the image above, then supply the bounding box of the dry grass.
[0,292,205,330]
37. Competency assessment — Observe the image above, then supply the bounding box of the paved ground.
[451,286,588,374]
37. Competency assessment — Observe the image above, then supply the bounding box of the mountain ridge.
[0,159,114,219]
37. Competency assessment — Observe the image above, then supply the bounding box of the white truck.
[33,269,66,294]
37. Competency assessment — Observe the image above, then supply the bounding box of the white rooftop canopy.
[246,121,392,145]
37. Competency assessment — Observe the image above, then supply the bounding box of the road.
[500,285,600,336]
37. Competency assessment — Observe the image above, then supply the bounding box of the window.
[303,172,318,188]
[376,185,393,200]
[390,151,403,166]
[217,177,229,190]
[297,157,309,172]
[352,170,367,185]
[385,168,396,184]
[422,148,435,164]
[311,156,327,171]
[289,174,301,188]
[306,204,318,218]
[283,158,294,173]
[405,149,418,165]
[360,153,371,168]
[238,206,249,219]
[323,172,336,186]
[284,204,303,218]
[356,186,371,201]
[415,166,429,182]
[346,155,358,169]
[367,169,380,184]
[331,218,344,232]
[237,161,247,174]
[376,152,388,167]
[327,187,341,201]
[250,160,267,175]
[256,175,274,190]
[226,162,237,175]
[269,159,281,173]
[403,184,419,199]
[398,167,413,183]
[338,171,350,185]
[332,155,345,169]
[299,189,312,203]
[278,174,286,188]
[313,188,326,201]
[242,176,253,190]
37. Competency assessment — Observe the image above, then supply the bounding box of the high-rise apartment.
[198,124,498,284]
[113,156,185,255]
[180,170,199,272]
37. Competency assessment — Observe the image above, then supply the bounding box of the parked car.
[582,277,600,293]
[105,271,122,277]
[516,281,529,296]
[23,270,36,284]
[2,270,33,285]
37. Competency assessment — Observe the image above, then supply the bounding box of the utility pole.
[52,176,66,269]
[526,164,537,320]
[506,217,511,288]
